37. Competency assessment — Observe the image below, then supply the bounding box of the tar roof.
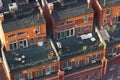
[5,43,57,73]
[2,3,45,33]
[98,0,120,8]
[54,32,104,60]
[104,23,120,46]
[51,0,93,20]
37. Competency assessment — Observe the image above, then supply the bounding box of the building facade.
[0,0,120,80]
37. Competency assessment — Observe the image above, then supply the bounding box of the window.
[38,69,43,77]
[37,36,43,41]
[117,73,120,79]
[66,28,74,37]
[57,22,65,27]
[27,72,33,80]
[84,58,89,65]
[112,17,117,23]
[17,32,26,36]
[94,72,99,80]
[8,34,16,38]
[66,21,75,24]
[108,48,117,55]
[18,39,28,48]
[106,8,111,15]
[62,62,72,70]
[45,66,55,75]
[9,42,18,50]
[84,75,89,80]
[14,74,25,80]
[57,31,65,39]
[77,27,81,33]
[84,15,88,22]
[84,26,90,31]
[109,64,114,71]
[75,61,80,68]
[30,38,34,45]
[104,19,109,23]
[35,26,40,34]
[108,74,113,80]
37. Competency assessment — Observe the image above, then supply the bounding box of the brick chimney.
[0,13,4,22]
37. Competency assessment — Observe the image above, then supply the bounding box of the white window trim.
[66,28,75,37]
[27,72,33,80]
[106,8,111,16]
[63,62,72,70]
[18,39,28,48]
[9,41,18,51]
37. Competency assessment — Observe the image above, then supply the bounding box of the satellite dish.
[56,42,62,48]
[38,41,43,47]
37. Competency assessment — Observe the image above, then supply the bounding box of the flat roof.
[0,0,11,12]
[2,3,45,33]
[5,43,57,73]
[51,0,93,20]
[105,23,120,46]
[98,0,120,8]
[54,32,104,60]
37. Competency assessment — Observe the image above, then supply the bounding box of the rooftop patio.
[54,32,104,60]
[5,43,57,73]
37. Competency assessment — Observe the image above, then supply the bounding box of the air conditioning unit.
[8,3,18,12]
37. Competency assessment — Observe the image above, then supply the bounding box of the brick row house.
[40,0,105,80]
[89,0,120,80]
[0,0,120,80]
[0,1,60,80]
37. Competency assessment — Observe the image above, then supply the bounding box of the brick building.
[0,0,120,80]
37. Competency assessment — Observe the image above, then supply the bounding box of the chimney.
[25,0,29,3]
[87,0,90,8]
[48,3,54,14]
[0,13,4,22]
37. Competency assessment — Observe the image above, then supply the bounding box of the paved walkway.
[0,63,7,80]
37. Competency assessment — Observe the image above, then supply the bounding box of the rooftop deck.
[2,3,45,33]
[5,43,57,73]
[98,0,120,8]
[54,32,104,60]
[105,23,120,46]
[51,0,93,20]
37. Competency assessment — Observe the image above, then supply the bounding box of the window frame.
[14,74,25,80]
[106,8,111,16]
[27,72,33,80]
[84,15,88,22]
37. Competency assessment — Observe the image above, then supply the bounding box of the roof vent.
[8,3,18,12]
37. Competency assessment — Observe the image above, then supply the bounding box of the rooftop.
[51,0,93,20]
[0,0,11,12]
[104,23,120,46]
[54,32,104,60]
[5,42,57,73]
[2,3,45,33]
[98,0,120,8]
